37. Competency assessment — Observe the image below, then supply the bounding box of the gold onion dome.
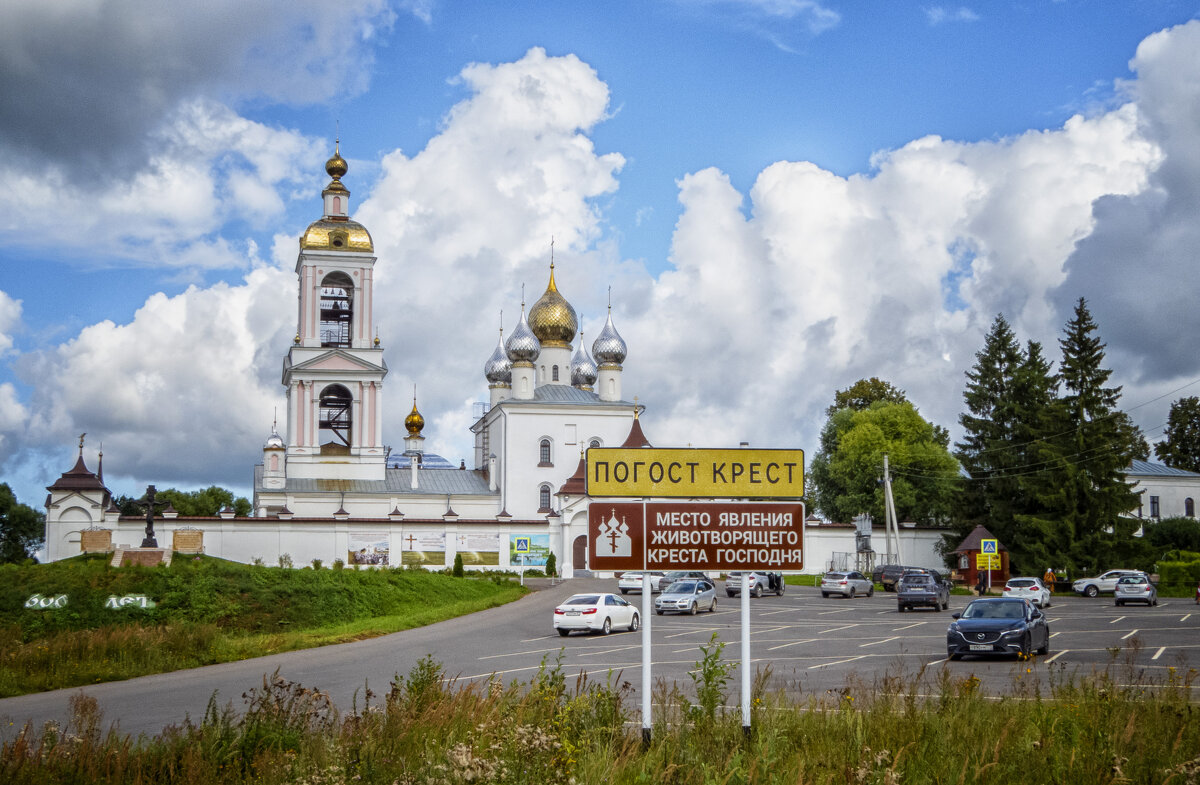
[405,400,425,436]
[326,145,348,180]
[528,264,578,349]
[300,142,373,252]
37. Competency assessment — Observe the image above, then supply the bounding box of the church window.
[1187,498,1195,518]
[538,484,552,512]
[318,384,353,451]
[552,365,559,381]
[320,272,354,348]
[1150,496,1160,519]
[539,438,552,466]
[589,438,601,449]
[333,196,342,214]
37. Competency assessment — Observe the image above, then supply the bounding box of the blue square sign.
[514,537,530,554]
[981,538,998,555]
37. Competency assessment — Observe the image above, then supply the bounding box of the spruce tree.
[1047,298,1141,571]
[1154,397,1200,472]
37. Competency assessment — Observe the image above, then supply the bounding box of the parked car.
[1114,574,1158,606]
[897,570,950,612]
[553,592,639,636]
[662,570,710,584]
[617,571,667,594]
[655,579,718,615]
[725,571,785,597]
[946,598,1049,660]
[1072,569,1142,597]
[873,564,920,592]
[820,570,874,599]
[1004,577,1051,608]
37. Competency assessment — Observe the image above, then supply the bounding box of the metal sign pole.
[642,569,652,746]
[741,571,751,736]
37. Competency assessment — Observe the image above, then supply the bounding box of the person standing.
[1043,567,1056,593]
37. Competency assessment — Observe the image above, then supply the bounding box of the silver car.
[820,570,874,599]
[654,579,718,615]
[1114,574,1157,606]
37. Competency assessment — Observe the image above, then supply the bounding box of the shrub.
[452,553,464,577]
[544,552,557,578]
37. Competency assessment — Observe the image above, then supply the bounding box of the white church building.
[42,146,647,574]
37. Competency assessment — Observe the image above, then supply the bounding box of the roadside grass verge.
[0,556,526,697]
[3,653,1198,784]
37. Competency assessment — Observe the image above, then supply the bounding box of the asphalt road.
[3,579,1198,739]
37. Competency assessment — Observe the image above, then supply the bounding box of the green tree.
[120,486,251,517]
[1042,298,1142,573]
[1154,396,1200,472]
[810,400,958,525]
[1143,516,1200,553]
[825,377,908,416]
[0,483,44,563]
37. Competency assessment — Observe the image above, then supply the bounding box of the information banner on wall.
[589,501,804,572]
[586,448,804,499]
[401,531,446,566]
[509,533,550,566]
[455,533,501,565]
[348,532,390,566]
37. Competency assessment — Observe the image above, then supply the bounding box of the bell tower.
[281,143,388,480]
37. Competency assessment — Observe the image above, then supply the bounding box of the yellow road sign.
[976,553,1000,570]
[586,448,804,498]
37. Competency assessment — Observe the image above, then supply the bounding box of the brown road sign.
[589,501,805,572]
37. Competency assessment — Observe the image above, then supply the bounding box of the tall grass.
[3,653,1197,784]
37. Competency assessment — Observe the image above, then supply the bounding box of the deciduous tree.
[0,483,44,563]
[1154,396,1200,472]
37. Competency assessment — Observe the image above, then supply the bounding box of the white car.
[1003,577,1051,607]
[821,570,874,599]
[554,592,640,636]
[617,571,666,594]
[1072,570,1141,597]
[655,579,718,615]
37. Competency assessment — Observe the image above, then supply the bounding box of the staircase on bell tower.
[281,143,388,481]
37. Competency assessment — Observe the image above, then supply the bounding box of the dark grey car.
[897,571,950,612]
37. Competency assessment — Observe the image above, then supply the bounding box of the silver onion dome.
[484,329,512,383]
[591,310,627,366]
[264,423,285,449]
[505,307,541,362]
[570,333,597,387]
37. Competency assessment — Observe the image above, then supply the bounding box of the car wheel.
[710,598,717,612]
[620,589,628,594]
[727,591,736,598]
[656,609,663,616]
[629,613,640,632]
[1020,634,1032,659]
[601,617,611,635]
[868,586,875,598]
[1044,598,1051,608]
[689,601,698,616]
[897,604,905,613]
[1116,600,1123,606]
[753,585,763,598]
[849,587,856,599]
[1085,585,1099,598]
[934,602,942,612]
[942,597,950,610]
[821,592,829,598]
[1153,597,1158,606]
[777,584,785,596]
[1037,637,1049,655]
[948,652,962,661]
[558,629,570,637]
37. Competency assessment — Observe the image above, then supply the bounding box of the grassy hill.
[0,555,527,697]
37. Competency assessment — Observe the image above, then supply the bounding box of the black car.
[873,564,918,592]
[897,571,950,611]
[946,598,1050,660]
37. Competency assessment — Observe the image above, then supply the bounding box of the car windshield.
[667,582,697,593]
[565,595,599,605]
[825,573,846,580]
[1118,576,1146,585]
[901,577,932,586]
[1008,579,1036,588]
[962,601,1025,619]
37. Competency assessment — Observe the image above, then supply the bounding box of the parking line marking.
[752,625,790,636]
[1152,647,1166,660]
[1050,631,1062,638]
[809,655,867,670]
[578,645,641,658]
[859,636,899,648]
[478,647,565,661]
[1121,629,1140,640]
[521,635,556,642]
[818,608,858,616]
[892,622,927,631]
[767,638,817,652]
[760,608,798,616]
[818,624,857,635]
[1182,614,1192,622]
[664,628,719,639]
[1110,616,1126,624]
[1045,650,1067,663]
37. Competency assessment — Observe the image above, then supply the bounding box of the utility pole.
[883,454,901,565]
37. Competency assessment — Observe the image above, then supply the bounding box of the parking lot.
[472,579,1200,700]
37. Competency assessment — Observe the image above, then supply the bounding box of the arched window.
[589,438,601,449]
[320,272,354,347]
[319,384,352,451]
[332,196,342,214]
[538,484,552,512]
[552,365,559,381]
[539,438,552,466]
[1187,498,1195,518]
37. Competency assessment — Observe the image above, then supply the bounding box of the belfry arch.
[318,384,353,452]
[320,272,354,348]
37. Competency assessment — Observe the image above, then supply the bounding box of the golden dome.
[300,218,374,252]
[326,144,348,180]
[405,400,425,436]
[528,264,577,349]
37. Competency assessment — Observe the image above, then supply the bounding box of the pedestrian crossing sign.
[981,538,998,555]
[514,537,530,554]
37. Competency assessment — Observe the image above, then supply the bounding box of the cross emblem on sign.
[405,535,417,548]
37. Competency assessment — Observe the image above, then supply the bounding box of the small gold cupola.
[300,140,374,253]
[528,244,577,349]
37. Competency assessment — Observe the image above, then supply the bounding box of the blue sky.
[3,0,1200,509]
